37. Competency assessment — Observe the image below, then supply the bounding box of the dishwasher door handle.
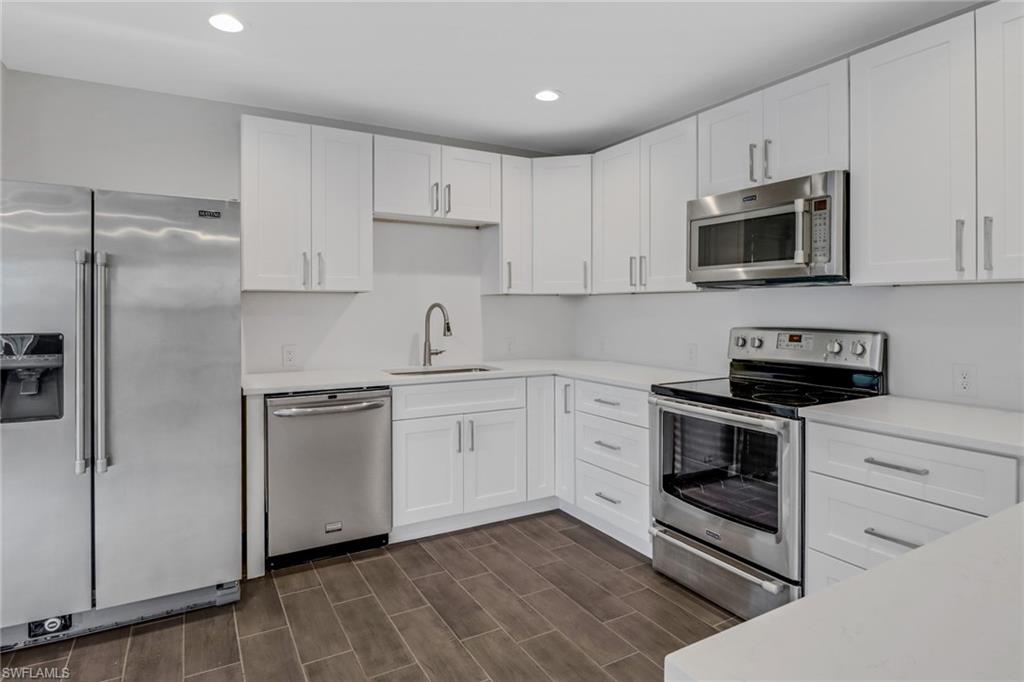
[272,401,386,417]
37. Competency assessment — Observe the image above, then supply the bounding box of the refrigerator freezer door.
[92,191,241,609]
[0,181,93,626]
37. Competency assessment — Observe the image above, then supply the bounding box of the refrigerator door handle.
[74,249,89,474]
[95,251,109,474]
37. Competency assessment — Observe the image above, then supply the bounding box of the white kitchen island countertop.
[801,394,1024,459]
[241,359,719,396]
[665,501,1024,681]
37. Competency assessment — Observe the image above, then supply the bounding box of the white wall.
[576,284,1024,411]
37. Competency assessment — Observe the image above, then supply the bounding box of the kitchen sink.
[387,364,499,376]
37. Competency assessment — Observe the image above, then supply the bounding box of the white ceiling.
[2,1,976,155]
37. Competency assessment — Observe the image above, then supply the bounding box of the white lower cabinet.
[575,460,650,539]
[393,416,464,525]
[464,409,527,513]
[574,412,648,484]
[554,376,576,504]
[527,376,556,500]
[805,549,863,595]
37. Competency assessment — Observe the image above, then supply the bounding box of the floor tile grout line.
[230,603,248,682]
[120,617,134,681]
[270,577,310,682]
[236,624,290,640]
[185,660,241,679]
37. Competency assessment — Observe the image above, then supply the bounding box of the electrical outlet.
[282,344,298,369]
[686,343,699,367]
[599,336,608,354]
[505,337,514,354]
[953,363,977,397]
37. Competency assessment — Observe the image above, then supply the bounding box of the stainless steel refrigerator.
[1,180,241,648]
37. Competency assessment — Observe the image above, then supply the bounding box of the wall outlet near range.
[282,344,298,369]
[952,363,977,397]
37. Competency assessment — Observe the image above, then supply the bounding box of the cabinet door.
[311,126,373,292]
[393,416,463,525]
[554,377,576,503]
[697,92,764,196]
[592,138,642,294]
[977,1,1024,281]
[501,155,533,293]
[850,14,977,285]
[442,146,501,224]
[640,118,698,292]
[763,60,849,183]
[532,155,593,294]
[464,409,527,513]
[373,136,442,219]
[241,116,311,291]
[527,376,556,500]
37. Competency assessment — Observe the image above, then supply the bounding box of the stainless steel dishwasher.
[266,388,392,567]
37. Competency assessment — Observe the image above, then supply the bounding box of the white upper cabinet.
[977,0,1024,281]
[500,155,533,293]
[373,136,500,225]
[311,126,373,292]
[532,155,593,294]
[762,60,849,184]
[373,136,442,219]
[640,117,698,292]
[241,116,312,291]
[441,146,501,223]
[698,62,849,197]
[592,139,642,293]
[698,92,764,196]
[850,14,977,285]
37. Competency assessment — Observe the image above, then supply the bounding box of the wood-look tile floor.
[2,511,741,682]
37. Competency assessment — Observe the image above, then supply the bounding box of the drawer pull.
[595,491,622,505]
[863,527,922,550]
[593,398,621,407]
[864,457,930,476]
[594,440,622,452]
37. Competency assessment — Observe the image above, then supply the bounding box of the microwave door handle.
[793,198,809,264]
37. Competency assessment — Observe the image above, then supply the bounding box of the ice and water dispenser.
[0,334,64,422]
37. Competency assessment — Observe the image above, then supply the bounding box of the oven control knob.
[851,341,867,356]
[826,340,843,355]
[735,336,747,348]
[750,337,764,349]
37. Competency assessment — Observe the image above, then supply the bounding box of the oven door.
[688,200,813,285]
[650,396,802,581]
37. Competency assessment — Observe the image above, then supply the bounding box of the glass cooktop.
[651,376,873,418]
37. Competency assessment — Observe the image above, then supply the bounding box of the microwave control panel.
[810,198,831,263]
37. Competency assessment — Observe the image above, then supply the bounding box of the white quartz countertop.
[241,359,719,396]
[665,501,1024,681]
[801,394,1024,459]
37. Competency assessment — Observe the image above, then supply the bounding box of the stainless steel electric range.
[649,327,887,619]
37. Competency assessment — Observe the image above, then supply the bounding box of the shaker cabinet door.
[532,155,593,294]
[592,138,642,294]
[442,146,501,224]
[374,136,442,219]
[393,416,464,526]
[697,92,764,196]
[463,409,527,513]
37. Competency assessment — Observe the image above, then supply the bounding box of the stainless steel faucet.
[422,302,453,366]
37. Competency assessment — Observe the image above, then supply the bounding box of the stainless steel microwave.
[687,171,848,287]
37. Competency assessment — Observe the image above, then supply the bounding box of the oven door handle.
[650,527,785,595]
[650,396,791,436]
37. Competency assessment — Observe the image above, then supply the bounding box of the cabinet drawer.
[392,379,525,420]
[807,473,981,570]
[807,423,1017,516]
[805,549,863,596]
[575,380,649,428]
[575,460,650,539]
[575,412,649,484]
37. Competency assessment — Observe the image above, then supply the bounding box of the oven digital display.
[778,332,814,350]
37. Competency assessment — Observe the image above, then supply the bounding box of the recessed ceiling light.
[534,90,561,102]
[209,13,244,33]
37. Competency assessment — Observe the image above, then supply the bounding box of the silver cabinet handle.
[468,419,475,451]
[593,397,620,407]
[444,184,452,215]
[317,251,325,288]
[639,255,647,287]
[595,491,621,505]
[95,251,109,474]
[763,139,772,180]
[864,527,921,550]
[74,249,89,475]
[650,527,785,595]
[955,219,965,272]
[583,261,589,290]
[301,251,310,288]
[432,182,440,214]
[748,143,758,182]
[983,216,994,272]
[594,440,621,452]
[629,256,637,287]
[563,383,571,414]
[506,261,513,291]
[272,401,385,417]
[456,420,462,453]
[864,457,929,476]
